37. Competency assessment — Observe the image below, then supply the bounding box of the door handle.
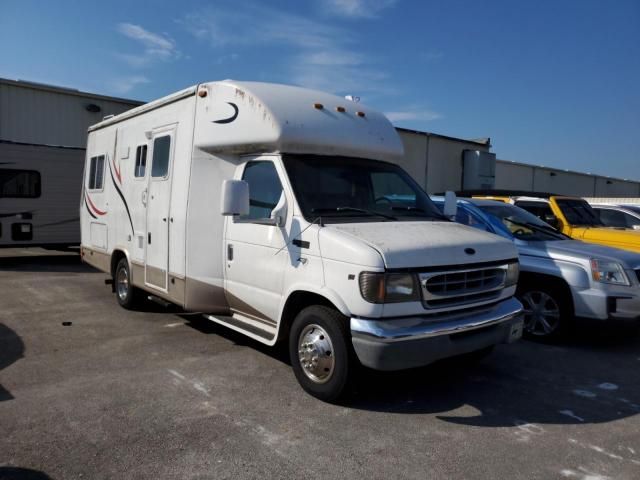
[142,189,148,206]
[148,232,151,244]
[162,218,167,222]
[227,244,233,261]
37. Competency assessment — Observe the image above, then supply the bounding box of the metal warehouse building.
[2,77,639,246]
[0,78,142,246]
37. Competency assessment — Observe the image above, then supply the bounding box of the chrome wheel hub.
[116,266,129,301]
[521,291,561,336]
[298,324,335,384]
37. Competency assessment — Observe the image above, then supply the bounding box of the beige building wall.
[0,79,142,147]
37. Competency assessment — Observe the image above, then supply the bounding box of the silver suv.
[432,197,640,339]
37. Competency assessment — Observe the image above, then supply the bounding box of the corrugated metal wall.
[495,160,640,197]
[0,80,141,147]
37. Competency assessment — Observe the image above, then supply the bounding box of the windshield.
[282,154,445,223]
[478,204,566,241]
[555,199,604,226]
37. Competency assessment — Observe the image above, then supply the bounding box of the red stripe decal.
[113,156,122,184]
[86,195,107,216]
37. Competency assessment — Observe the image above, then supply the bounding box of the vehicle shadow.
[0,467,54,479]
[184,314,639,427]
[0,323,25,402]
[0,254,94,274]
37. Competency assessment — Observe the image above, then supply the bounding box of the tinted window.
[0,169,41,198]
[455,208,490,231]
[596,208,628,228]
[555,199,602,226]
[135,145,147,178]
[87,155,105,190]
[514,201,553,221]
[151,136,171,178]
[241,161,283,220]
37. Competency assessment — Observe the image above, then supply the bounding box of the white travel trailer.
[80,80,524,400]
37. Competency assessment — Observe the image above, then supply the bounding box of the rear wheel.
[115,258,140,309]
[289,306,353,402]
[517,281,571,340]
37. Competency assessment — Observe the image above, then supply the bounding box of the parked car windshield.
[478,204,566,241]
[282,154,446,223]
[555,198,604,227]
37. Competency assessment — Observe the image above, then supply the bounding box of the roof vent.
[85,103,101,113]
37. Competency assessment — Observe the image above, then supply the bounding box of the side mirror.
[443,191,458,219]
[270,191,288,227]
[543,213,559,229]
[632,225,640,231]
[220,180,249,216]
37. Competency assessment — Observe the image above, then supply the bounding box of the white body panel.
[81,80,520,354]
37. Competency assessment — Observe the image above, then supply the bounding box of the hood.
[573,227,640,253]
[325,221,517,269]
[521,239,640,268]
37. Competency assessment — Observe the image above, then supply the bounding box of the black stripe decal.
[84,197,97,219]
[107,161,134,234]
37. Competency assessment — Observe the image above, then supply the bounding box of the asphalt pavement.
[1,249,639,479]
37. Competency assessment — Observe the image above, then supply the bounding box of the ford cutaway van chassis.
[80,80,524,400]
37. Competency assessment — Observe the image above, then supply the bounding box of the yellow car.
[474,195,640,253]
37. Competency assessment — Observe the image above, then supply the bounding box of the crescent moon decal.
[212,102,239,124]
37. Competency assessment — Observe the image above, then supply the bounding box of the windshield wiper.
[502,217,565,238]
[311,207,397,220]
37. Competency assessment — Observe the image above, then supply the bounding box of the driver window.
[240,161,283,220]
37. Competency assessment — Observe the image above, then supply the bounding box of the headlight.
[359,272,420,303]
[505,261,519,287]
[590,258,630,286]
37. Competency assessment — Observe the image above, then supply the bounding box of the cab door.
[224,158,289,324]
[144,126,176,291]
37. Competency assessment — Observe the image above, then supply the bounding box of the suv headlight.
[505,261,519,287]
[590,258,630,286]
[359,272,420,303]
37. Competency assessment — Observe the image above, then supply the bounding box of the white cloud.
[318,0,398,18]
[180,3,391,95]
[109,75,150,94]
[116,23,180,66]
[385,108,442,123]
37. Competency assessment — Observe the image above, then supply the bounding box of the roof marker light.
[336,106,346,113]
[356,111,366,118]
[313,103,324,109]
[198,89,207,97]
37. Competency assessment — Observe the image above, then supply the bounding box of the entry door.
[224,160,289,324]
[145,127,175,290]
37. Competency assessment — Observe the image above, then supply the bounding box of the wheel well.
[110,250,127,278]
[517,272,574,314]
[278,291,339,343]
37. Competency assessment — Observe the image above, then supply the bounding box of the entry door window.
[151,136,171,178]
[240,161,283,220]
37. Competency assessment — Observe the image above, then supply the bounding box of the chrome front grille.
[420,266,506,309]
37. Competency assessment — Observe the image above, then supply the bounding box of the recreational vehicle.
[80,81,524,400]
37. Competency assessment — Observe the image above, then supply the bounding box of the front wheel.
[289,306,353,402]
[115,258,140,310]
[517,282,571,340]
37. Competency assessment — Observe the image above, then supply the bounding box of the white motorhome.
[80,80,523,400]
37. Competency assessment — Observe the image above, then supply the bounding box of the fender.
[519,253,590,289]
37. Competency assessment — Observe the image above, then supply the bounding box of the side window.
[597,208,629,228]
[240,161,283,220]
[87,155,105,190]
[0,169,41,198]
[623,212,640,228]
[455,208,490,231]
[151,136,171,178]
[134,145,147,178]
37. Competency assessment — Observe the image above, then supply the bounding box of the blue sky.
[1,0,638,180]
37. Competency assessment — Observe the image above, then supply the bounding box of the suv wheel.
[518,282,570,339]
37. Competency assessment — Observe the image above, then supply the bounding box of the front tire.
[517,280,571,340]
[289,306,353,402]
[114,258,140,310]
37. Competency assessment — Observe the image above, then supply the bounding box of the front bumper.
[572,285,640,322]
[350,297,524,371]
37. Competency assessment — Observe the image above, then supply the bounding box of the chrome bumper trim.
[351,297,523,343]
